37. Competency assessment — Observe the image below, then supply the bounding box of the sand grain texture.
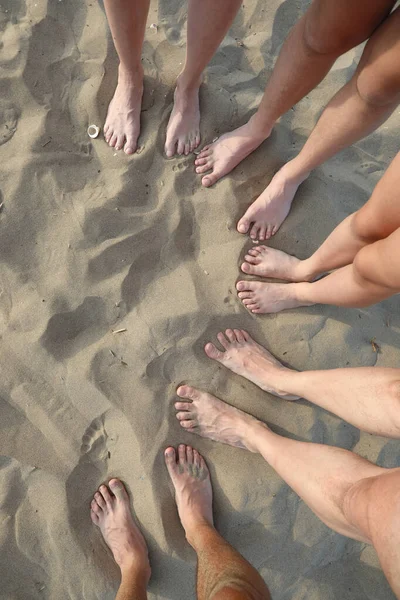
[0,0,399,598]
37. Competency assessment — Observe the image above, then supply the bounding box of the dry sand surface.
[1,0,400,598]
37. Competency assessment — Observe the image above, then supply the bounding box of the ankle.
[280,158,310,185]
[120,560,151,586]
[292,259,317,282]
[185,521,217,550]
[248,112,274,140]
[176,72,202,93]
[118,63,144,85]
[291,281,316,306]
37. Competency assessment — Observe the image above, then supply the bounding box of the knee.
[303,16,363,57]
[352,246,379,287]
[387,380,400,434]
[211,587,253,600]
[357,67,400,107]
[351,211,381,244]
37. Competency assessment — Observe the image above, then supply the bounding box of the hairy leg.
[237,6,400,239]
[175,388,400,599]
[103,0,150,154]
[205,328,400,437]
[90,479,150,600]
[164,446,270,600]
[195,0,395,188]
[174,386,384,540]
[165,0,242,158]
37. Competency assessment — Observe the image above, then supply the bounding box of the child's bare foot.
[164,445,213,547]
[237,164,309,240]
[194,115,270,187]
[204,329,299,400]
[104,67,144,155]
[175,386,267,452]
[90,479,150,580]
[165,77,201,157]
[241,245,312,282]
[236,280,313,314]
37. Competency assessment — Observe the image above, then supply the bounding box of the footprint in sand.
[66,408,144,553]
[0,102,18,146]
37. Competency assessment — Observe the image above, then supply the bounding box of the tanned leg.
[164,445,270,599]
[194,0,395,188]
[91,479,150,600]
[103,0,150,154]
[240,151,400,283]
[237,6,400,240]
[164,0,242,158]
[204,328,400,438]
[174,387,400,598]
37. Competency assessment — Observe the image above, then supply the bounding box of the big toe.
[202,172,220,188]
[164,447,178,474]
[237,218,250,234]
[109,479,128,500]
[204,342,224,361]
[241,261,256,275]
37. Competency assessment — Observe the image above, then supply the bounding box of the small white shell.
[87,124,100,139]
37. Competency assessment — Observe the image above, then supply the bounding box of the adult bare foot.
[164,445,213,546]
[194,114,270,187]
[241,245,311,282]
[90,479,150,580]
[237,164,309,240]
[174,386,267,451]
[104,67,144,155]
[204,329,299,400]
[236,280,313,314]
[165,77,201,157]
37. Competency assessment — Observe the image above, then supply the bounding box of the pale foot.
[90,479,150,579]
[194,115,270,187]
[236,280,313,314]
[164,445,213,546]
[241,245,311,282]
[174,386,267,452]
[165,77,201,157]
[237,164,309,240]
[104,67,144,155]
[204,328,299,400]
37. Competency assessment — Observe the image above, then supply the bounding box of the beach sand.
[1,0,400,598]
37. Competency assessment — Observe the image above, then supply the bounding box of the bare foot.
[90,479,150,579]
[241,245,310,282]
[237,164,309,240]
[236,280,313,314]
[204,329,299,400]
[104,67,144,155]
[164,445,213,546]
[165,77,201,157]
[174,386,267,452]
[194,115,270,187]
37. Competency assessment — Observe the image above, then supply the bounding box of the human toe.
[237,217,250,234]
[99,484,114,508]
[177,385,200,401]
[109,479,128,500]
[204,342,224,361]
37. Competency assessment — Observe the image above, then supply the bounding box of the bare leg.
[164,445,270,600]
[91,479,150,600]
[174,387,400,597]
[205,328,400,438]
[237,226,400,313]
[164,0,242,158]
[237,6,400,240]
[103,0,150,154]
[195,0,395,188]
[241,150,400,285]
